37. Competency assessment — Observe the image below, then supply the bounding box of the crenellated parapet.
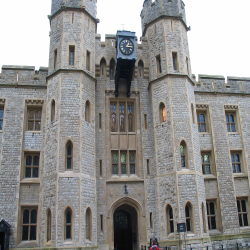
[194,74,250,95]
[141,0,187,35]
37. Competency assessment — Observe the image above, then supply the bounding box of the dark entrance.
[114,210,133,250]
[0,232,5,250]
[0,220,11,250]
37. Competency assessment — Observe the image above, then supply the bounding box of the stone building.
[0,0,250,249]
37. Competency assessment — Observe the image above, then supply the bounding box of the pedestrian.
[150,239,159,250]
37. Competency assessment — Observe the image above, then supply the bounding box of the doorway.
[0,232,5,250]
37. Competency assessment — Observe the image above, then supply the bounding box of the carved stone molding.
[105,90,140,97]
[105,90,115,96]
[196,104,208,109]
[26,99,44,105]
[224,105,238,110]
[0,99,6,104]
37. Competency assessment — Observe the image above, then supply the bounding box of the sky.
[0,0,250,80]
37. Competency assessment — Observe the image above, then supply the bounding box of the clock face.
[119,39,134,55]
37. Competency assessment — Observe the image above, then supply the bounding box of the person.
[150,239,159,250]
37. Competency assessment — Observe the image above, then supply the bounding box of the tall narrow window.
[121,153,126,175]
[51,99,55,122]
[185,203,192,232]
[150,212,153,229]
[99,160,102,177]
[237,199,248,227]
[231,153,241,173]
[128,104,133,132]
[85,100,90,123]
[186,57,190,75]
[88,18,90,31]
[226,113,236,132]
[206,201,216,230]
[72,12,74,24]
[201,153,211,174]
[99,113,102,129]
[25,155,39,178]
[180,141,186,168]
[130,153,135,174]
[147,159,150,176]
[119,104,125,132]
[86,50,91,71]
[69,46,75,66]
[191,103,195,123]
[111,104,117,132]
[22,208,37,241]
[172,52,178,71]
[112,153,118,175]
[100,58,107,76]
[156,55,162,74]
[27,109,42,131]
[110,59,115,80]
[159,103,166,123]
[138,60,144,78]
[86,208,92,241]
[100,214,103,234]
[47,209,51,242]
[0,108,4,130]
[197,113,206,132]
[166,205,174,235]
[54,49,57,70]
[65,208,72,240]
[144,114,148,129]
[66,142,73,170]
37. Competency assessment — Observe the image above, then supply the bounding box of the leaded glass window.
[130,153,135,174]
[197,113,206,132]
[231,153,241,173]
[28,109,42,131]
[226,113,236,132]
[121,153,126,174]
[128,104,133,132]
[207,201,216,230]
[167,205,174,234]
[0,109,3,130]
[201,154,211,174]
[22,208,37,241]
[69,46,75,66]
[65,209,72,239]
[66,142,73,170]
[111,104,117,132]
[25,155,39,178]
[180,144,185,168]
[47,209,51,242]
[185,204,191,232]
[112,153,118,174]
[119,104,125,132]
[237,199,248,227]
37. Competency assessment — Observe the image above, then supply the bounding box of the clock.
[119,39,134,55]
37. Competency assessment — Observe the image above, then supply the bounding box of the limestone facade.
[0,0,250,249]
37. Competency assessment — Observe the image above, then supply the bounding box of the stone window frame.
[149,212,154,232]
[99,214,104,235]
[166,204,174,236]
[85,207,92,243]
[85,100,91,123]
[86,50,91,71]
[99,159,103,178]
[25,100,44,133]
[206,200,217,230]
[109,58,116,80]
[185,202,194,234]
[159,102,167,124]
[138,59,144,78]
[224,105,239,134]
[51,99,56,123]
[45,208,52,244]
[237,197,249,228]
[146,159,151,177]
[54,49,58,71]
[196,104,210,134]
[0,99,5,131]
[144,113,148,130]
[21,206,38,243]
[179,140,189,170]
[201,150,215,176]
[230,150,245,175]
[172,51,179,71]
[64,207,73,242]
[65,140,74,171]
[69,45,75,66]
[155,54,162,75]
[100,57,107,76]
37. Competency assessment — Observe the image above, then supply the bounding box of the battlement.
[194,74,250,95]
[141,0,187,35]
[0,65,48,86]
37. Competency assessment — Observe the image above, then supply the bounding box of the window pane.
[200,114,205,122]
[236,164,241,173]
[28,110,34,119]
[26,156,32,166]
[241,200,247,212]
[231,154,235,163]
[121,164,126,174]
[205,165,211,174]
[180,145,184,155]
[170,221,174,233]
[230,115,234,123]
[235,154,240,162]
[23,210,29,224]
[0,121,2,130]
[66,211,71,223]
[169,207,173,219]
[181,156,185,168]
[227,124,230,132]
[112,164,118,174]
[67,158,72,169]
[211,216,216,229]
[237,200,241,212]
[28,121,34,131]
[33,168,39,178]
[201,155,204,164]
[225,115,229,123]
[210,202,215,215]
[232,164,236,173]
[31,209,37,224]
[162,107,166,122]
[121,154,126,163]
[112,154,117,163]
[204,155,210,163]
[208,217,211,230]
[186,219,190,231]
[67,144,72,156]
[66,225,71,239]
[197,114,200,123]
[33,156,39,166]
[35,121,41,131]
[231,124,236,132]
[206,203,209,214]
[22,226,29,241]
[0,110,3,119]
[185,206,189,217]
[30,226,36,240]
[35,110,41,120]
[201,124,206,132]
[25,168,31,178]
[130,154,135,163]
[130,164,135,174]
[243,214,248,226]
[239,214,243,227]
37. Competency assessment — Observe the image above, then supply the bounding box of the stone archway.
[107,198,146,250]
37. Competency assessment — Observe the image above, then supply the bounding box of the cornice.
[105,90,140,97]
[196,104,209,109]
[0,84,47,89]
[224,105,238,110]
[25,99,44,105]
[194,90,250,96]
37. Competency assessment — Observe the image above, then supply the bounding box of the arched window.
[180,141,187,168]
[112,153,118,174]
[159,102,166,123]
[51,99,55,122]
[185,202,193,232]
[110,59,115,80]
[206,201,216,230]
[85,100,91,123]
[47,208,52,242]
[66,141,73,170]
[100,58,107,76]
[119,104,125,132]
[201,202,207,233]
[111,103,117,132]
[86,208,92,241]
[166,205,174,235]
[121,153,126,175]
[22,208,37,241]
[138,60,144,78]
[27,109,42,131]
[237,199,249,227]
[25,154,39,178]
[65,208,72,240]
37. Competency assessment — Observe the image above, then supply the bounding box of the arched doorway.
[113,204,138,250]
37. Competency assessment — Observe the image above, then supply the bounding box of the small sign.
[177,223,186,232]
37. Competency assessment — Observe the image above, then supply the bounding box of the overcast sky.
[1,0,250,80]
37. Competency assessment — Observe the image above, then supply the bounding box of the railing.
[141,242,250,250]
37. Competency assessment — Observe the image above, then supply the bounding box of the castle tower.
[141,0,208,242]
[42,0,98,247]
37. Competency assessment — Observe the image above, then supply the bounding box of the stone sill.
[107,176,144,183]
[240,226,250,232]
[63,240,74,245]
[25,131,42,134]
[199,132,211,135]
[209,229,223,236]
[203,174,217,180]
[233,173,248,178]
[228,132,240,135]
[21,178,40,184]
